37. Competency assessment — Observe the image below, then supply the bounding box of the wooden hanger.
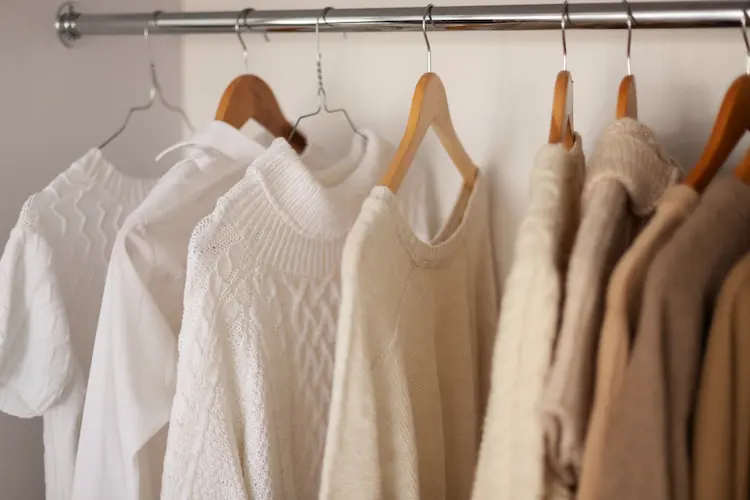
[616,0,637,120]
[684,74,750,192]
[381,72,478,192]
[685,11,750,191]
[381,5,477,193]
[549,1,576,150]
[216,9,306,154]
[735,144,750,183]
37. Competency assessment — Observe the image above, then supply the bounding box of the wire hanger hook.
[742,3,750,75]
[561,0,570,71]
[235,8,252,73]
[622,0,634,76]
[145,13,160,103]
[423,4,436,73]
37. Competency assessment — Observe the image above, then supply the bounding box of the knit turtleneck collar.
[584,118,682,215]
[72,148,158,205]
[249,130,388,240]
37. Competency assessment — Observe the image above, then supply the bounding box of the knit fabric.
[597,176,750,500]
[73,122,285,500]
[160,132,433,500]
[577,184,698,500]
[0,149,156,500]
[319,172,498,500]
[472,138,584,500]
[692,251,750,500]
[540,118,681,491]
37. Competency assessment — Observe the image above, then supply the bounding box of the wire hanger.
[216,9,307,153]
[380,4,478,193]
[288,7,366,144]
[549,0,576,149]
[685,3,750,191]
[100,12,194,150]
[616,0,637,119]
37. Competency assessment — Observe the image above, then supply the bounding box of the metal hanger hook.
[561,0,569,71]
[144,12,163,102]
[622,0,634,76]
[315,7,333,108]
[423,4,436,73]
[742,3,750,75]
[235,8,252,73]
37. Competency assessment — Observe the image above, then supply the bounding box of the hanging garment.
[596,176,750,500]
[0,149,156,500]
[539,118,681,490]
[72,121,274,500]
[318,172,498,500]
[692,251,750,500]
[577,184,699,500]
[160,132,433,500]
[472,138,584,500]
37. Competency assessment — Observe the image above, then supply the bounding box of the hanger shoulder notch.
[616,74,638,119]
[686,74,750,192]
[382,72,477,193]
[549,70,575,150]
[216,74,307,153]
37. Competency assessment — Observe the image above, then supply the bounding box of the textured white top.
[319,173,498,500]
[160,132,432,500]
[0,149,156,500]
[472,139,585,500]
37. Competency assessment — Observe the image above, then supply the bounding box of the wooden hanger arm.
[549,70,575,150]
[685,74,750,192]
[616,75,638,120]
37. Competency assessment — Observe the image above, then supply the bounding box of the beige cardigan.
[692,251,750,500]
[576,184,698,500]
[540,118,681,490]
[472,139,584,500]
[596,176,750,500]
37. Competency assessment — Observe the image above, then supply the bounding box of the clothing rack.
[56,2,750,47]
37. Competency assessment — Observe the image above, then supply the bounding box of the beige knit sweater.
[540,118,681,490]
[319,173,498,500]
[596,176,750,500]
[472,138,584,500]
[692,251,750,500]
[576,184,699,500]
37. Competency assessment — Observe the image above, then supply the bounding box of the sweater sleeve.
[0,224,73,417]
[160,254,249,500]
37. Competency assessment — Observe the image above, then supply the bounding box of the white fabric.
[472,140,585,500]
[160,132,433,500]
[72,122,274,500]
[319,173,499,500]
[0,150,156,500]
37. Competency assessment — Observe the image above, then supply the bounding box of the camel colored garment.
[472,138,584,500]
[692,251,750,500]
[540,118,681,490]
[597,177,750,500]
[576,184,699,500]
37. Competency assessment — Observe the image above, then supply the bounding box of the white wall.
[182,0,750,282]
[0,1,182,497]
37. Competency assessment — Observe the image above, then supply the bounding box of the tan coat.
[596,176,750,500]
[692,251,750,500]
[576,185,698,500]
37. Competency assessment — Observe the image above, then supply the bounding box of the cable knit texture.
[0,149,156,500]
[577,184,699,500]
[319,172,498,500]
[72,122,282,500]
[597,177,750,500]
[540,118,682,492]
[160,133,432,500]
[692,251,750,500]
[472,138,584,500]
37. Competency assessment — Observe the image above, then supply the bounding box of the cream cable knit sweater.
[160,133,432,500]
[472,138,584,500]
[0,149,156,500]
[319,173,498,500]
[540,118,681,491]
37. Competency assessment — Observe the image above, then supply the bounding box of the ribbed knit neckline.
[369,171,488,266]
[70,148,158,205]
[249,130,385,241]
